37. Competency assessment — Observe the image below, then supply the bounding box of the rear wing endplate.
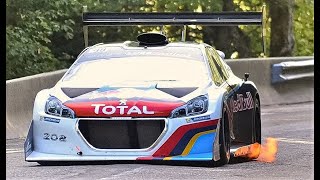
[82,5,267,55]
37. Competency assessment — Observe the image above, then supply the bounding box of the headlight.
[170,95,208,118]
[45,96,75,118]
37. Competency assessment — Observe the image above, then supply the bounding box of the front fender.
[33,89,51,121]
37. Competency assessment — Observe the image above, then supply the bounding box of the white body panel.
[26,85,225,161]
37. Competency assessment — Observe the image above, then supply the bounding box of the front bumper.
[25,113,220,162]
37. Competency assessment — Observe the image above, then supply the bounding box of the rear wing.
[82,5,267,55]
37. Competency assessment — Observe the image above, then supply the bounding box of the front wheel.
[213,109,231,166]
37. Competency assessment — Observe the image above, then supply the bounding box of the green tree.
[6,0,80,79]
[268,0,295,57]
[293,0,314,56]
[6,0,314,80]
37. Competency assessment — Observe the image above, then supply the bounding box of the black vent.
[78,119,165,149]
[61,88,98,98]
[156,87,198,98]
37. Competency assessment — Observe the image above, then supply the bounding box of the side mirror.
[217,50,225,59]
[244,73,250,81]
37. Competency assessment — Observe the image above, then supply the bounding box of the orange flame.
[247,142,261,159]
[257,137,278,162]
[234,138,278,163]
[248,138,278,163]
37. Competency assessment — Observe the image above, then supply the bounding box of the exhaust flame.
[234,137,278,163]
[249,138,278,163]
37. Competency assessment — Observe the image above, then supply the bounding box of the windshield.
[77,46,204,63]
[63,56,209,86]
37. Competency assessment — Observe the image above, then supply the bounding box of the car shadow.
[30,158,254,167]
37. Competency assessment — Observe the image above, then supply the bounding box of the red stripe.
[136,156,154,160]
[64,100,184,117]
[153,119,219,157]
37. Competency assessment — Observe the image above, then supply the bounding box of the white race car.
[25,11,265,166]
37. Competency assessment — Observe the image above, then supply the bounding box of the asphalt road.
[6,102,314,180]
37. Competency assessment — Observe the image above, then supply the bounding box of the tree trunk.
[269,0,295,56]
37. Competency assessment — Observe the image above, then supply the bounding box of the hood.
[61,80,210,118]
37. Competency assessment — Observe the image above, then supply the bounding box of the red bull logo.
[233,92,254,113]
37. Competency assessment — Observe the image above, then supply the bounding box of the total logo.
[91,99,155,115]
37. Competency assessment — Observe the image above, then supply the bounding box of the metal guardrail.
[271,59,314,84]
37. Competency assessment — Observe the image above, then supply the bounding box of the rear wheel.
[230,97,261,163]
[214,108,230,166]
[253,98,261,144]
[248,97,262,159]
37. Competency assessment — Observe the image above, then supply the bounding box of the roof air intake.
[137,33,168,46]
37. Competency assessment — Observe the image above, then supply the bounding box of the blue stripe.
[169,125,216,156]
[169,153,213,161]
[189,132,215,155]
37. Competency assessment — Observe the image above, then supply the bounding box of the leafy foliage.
[6,0,80,79]
[6,0,314,79]
[293,0,314,56]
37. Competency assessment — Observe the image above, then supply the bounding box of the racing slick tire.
[213,107,231,166]
[232,97,261,163]
[253,97,261,144]
[249,97,261,159]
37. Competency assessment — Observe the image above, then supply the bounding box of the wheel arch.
[212,92,230,163]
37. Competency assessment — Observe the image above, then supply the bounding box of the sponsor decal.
[232,92,254,113]
[190,115,211,122]
[43,117,60,123]
[91,99,155,115]
[43,133,67,142]
[64,99,184,117]
[119,99,127,105]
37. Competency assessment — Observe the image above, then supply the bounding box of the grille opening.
[78,120,165,149]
